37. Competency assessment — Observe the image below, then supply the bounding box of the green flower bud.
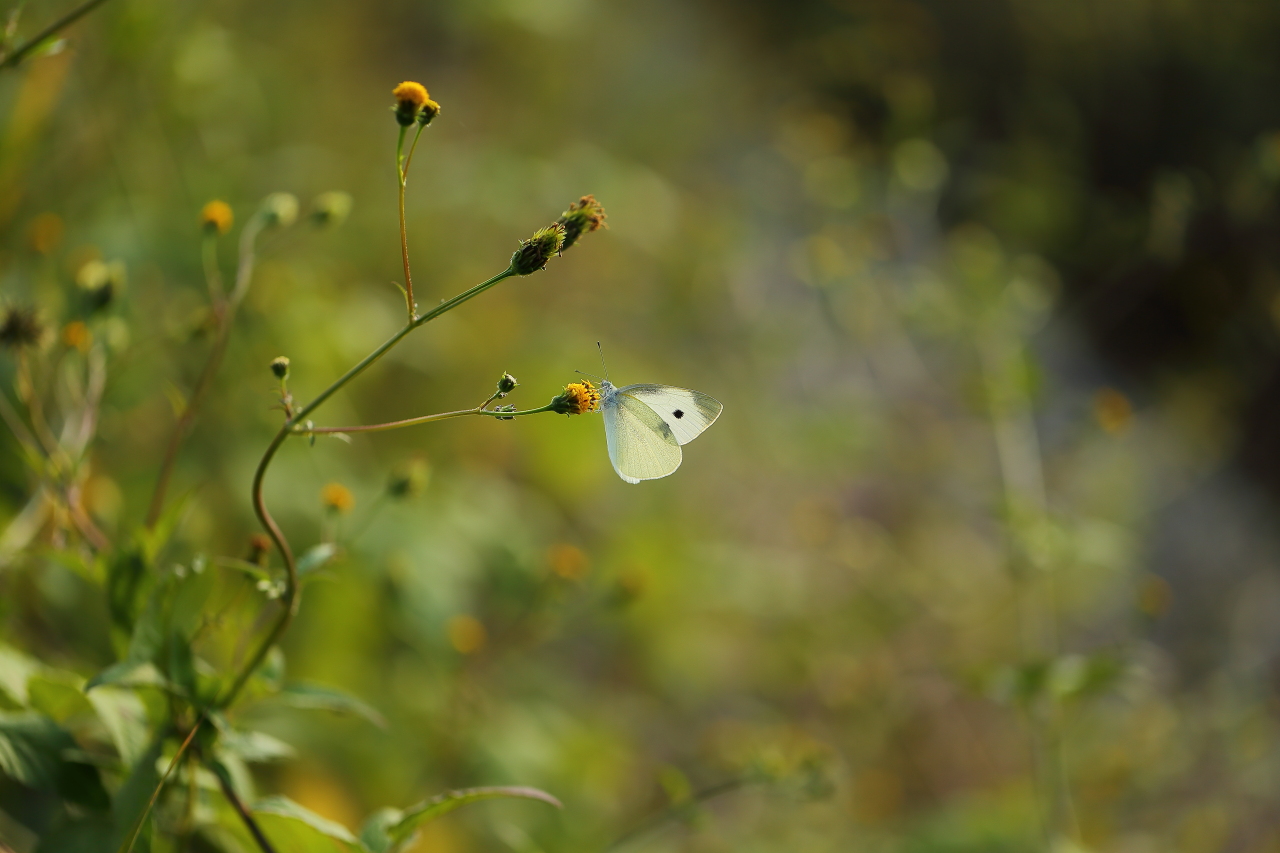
[271,356,290,380]
[310,191,353,229]
[387,456,430,499]
[556,195,607,252]
[261,193,299,228]
[497,372,518,395]
[510,224,565,275]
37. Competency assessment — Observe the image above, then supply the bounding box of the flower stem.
[146,216,264,530]
[300,402,555,436]
[224,265,515,709]
[211,759,277,853]
[396,126,415,320]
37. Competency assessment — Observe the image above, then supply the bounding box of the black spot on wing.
[673,409,684,419]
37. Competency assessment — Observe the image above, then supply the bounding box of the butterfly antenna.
[575,369,603,381]
[597,341,610,382]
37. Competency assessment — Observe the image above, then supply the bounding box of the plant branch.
[119,719,203,853]
[223,266,515,709]
[298,402,555,436]
[396,127,414,320]
[211,760,277,853]
[0,0,114,70]
[604,776,755,852]
[146,216,264,530]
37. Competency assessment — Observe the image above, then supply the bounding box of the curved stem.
[211,759,277,853]
[299,402,555,436]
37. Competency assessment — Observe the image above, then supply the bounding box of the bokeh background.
[5,0,1280,850]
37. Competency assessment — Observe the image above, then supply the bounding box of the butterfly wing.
[618,385,722,446]
[603,392,683,483]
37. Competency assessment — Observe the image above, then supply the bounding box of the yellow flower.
[447,615,487,654]
[61,321,91,352]
[549,380,601,415]
[393,81,439,126]
[548,544,589,580]
[321,482,355,514]
[200,200,234,235]
[28,213,63,255]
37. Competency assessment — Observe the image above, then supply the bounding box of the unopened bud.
[271,356,290,380]
[510,224,565,275]
[497,372,518,395]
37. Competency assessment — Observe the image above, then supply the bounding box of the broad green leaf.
[167,630,197,702]
[253,795,362,849]
[139,491,191,565]
[217,728,295,763]
[270,683,387,728]
[0,711,109,808]
[297,543,338,576]
[87,687,151,767]
[28,671,93,723]
[0,643,42,707]
[359,807,402,853]
[106,546,150,636]
[86,661,171,694]
[387,787,562,845]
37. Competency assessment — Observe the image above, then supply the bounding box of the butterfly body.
[598,380,722,483]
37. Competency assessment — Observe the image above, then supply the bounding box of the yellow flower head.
[556,195,607,252]
[200,200,234,235]
[393,81,439,126]
[61,321,91,353]
[321,482,355,514]
[549,380,601,415]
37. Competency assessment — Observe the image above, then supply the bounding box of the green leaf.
[216,728,295,764]
[0,711,110,808]
[106,546,151,636]
[89,570,181,693]
[359,807,402,853]
[0,642,43,707]
[87,687,151,767]
[35,814,115,853]
[167,629,197,703]
[111,731,164,853]
[85,661,171,694]
[253,795,362,848]
[386,787,562,846]
[212,556,273,584]
[28,671,93,723]
[297,542,338,576]
[270,683,387,728]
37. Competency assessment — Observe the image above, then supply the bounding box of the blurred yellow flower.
[200,200,234,235]
[61,321,91,352]
[447,615,486,654]
[1093,387,1133,435]
[548,544,589,580]
[29,212,63,255]
[320,482,355,514]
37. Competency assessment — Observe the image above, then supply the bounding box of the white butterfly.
[597,379,723,483]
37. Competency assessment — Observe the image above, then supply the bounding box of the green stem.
[0,0,114,70]
[119,719,203,853]
[222,265,515,709]
[299,402,554,436]
[396,126,414,320]
[146,216,264,530]
[211,759,277,853]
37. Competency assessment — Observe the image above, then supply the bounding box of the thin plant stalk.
[0,0,114,70]
[220,265,515,708]
[212,760,277,853]
[299,402,556,436]
[146,217,265,530]
[119,719,203,853]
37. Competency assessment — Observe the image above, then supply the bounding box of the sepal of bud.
[510,224,565,275]
[271,356,290,380]
[393,81,432,127]
[497,372,518,395]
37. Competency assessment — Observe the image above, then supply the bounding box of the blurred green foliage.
[3,0,1280,851]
